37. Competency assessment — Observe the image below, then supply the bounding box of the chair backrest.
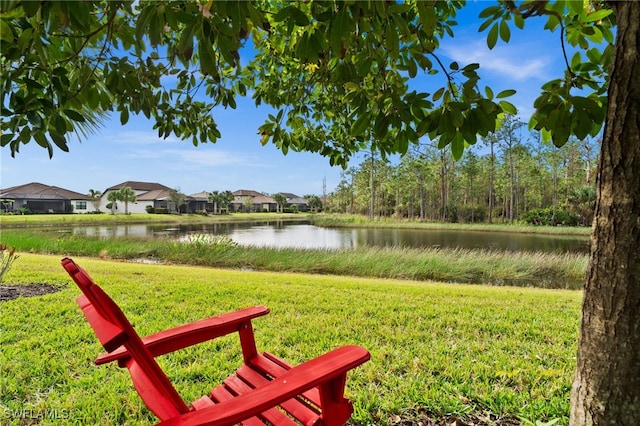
[62,258,189,419]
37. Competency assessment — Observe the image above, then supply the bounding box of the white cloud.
[125,147,262,169]
[173,149,253,167]
[104,130,181,145]
[443,39,554,82]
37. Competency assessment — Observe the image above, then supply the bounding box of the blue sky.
[0,2,566,197]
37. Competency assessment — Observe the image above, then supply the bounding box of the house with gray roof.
[100,181,183,214]
[231,189,277,212]
[188,191,211,213]
[0,182,90,214]
[278,192,309,212]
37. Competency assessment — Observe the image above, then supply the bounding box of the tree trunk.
[439,150,447,222]
[552,168,558,226]
[369,154,375,220]
[419,177,425,220]
[470,174,475,223]
[569,2,640,424]
[509,151,514,224]
[488,143,495,223]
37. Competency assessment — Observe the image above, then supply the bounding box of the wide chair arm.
[156,345,371,426]
[95,306,270,365]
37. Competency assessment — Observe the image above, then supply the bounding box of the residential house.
[188,191,211,213]
[101,181,186,214]
[231,189,277,213]
[278,192,309,212]
[0,182,90,213]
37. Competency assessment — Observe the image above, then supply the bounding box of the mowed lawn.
[0,254,581,425]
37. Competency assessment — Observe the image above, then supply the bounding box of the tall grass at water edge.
[1,254,581,425]
[1,212,592,237]
[0,229,587,289]
[313,214,592,237]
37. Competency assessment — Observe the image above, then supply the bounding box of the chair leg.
[316,374,353,426]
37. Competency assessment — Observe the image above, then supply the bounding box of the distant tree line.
[326,116,599,227]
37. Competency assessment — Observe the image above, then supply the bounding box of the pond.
[67,220,590,254]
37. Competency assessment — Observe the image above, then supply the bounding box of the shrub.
[0,243,19,283]
[456,206,486,223]
[154,207,169,214]
[568,186,596,226]
[145,206,155,214]
[521,208,580,226]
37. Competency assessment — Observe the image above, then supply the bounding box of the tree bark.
[569,2,640,424]
[369,153,375,220]
[439,150,447,222]
[488,141,495,223]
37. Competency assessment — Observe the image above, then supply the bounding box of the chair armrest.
[156,345,371,426]
[95,306,269,365]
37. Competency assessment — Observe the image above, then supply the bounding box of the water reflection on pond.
[69,220,589,254]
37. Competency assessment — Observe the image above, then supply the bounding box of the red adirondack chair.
[61,258,370,426]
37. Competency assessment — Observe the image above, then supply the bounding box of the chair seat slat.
[223,375,299,426]
[252,354,321,407]
[236,365,320,425]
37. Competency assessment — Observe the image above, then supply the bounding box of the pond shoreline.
[1,221,588,289]
[1,212,592,234]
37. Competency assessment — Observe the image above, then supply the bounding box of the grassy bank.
[312,214,593,237]
[0,228,587,289]
[0,212,305,227]
[1,254,581,425]
[1,212,592,237]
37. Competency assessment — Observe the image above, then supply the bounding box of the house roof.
[105,181,172,192]
[287,197,308,204]
[252,195,276,204]
[233,189,264,197]
[278,192,300,199]
[189,191,210,200]
[137,189,172,201]
[0,182,89,200]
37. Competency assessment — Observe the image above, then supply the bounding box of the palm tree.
[1,198,15,213]
[273,193,287,213]
[219,190,235,214]
[107,191,119,214]
[118,187,137,215]
[87,189,102,213]
[208,190,220,214]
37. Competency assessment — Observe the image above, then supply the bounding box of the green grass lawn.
[1,254,581,425]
